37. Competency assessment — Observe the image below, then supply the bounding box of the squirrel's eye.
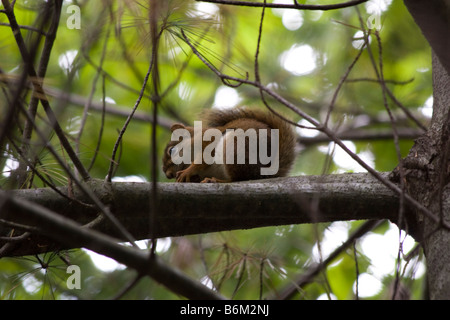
[169,146,178,156]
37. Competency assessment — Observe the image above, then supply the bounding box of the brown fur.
[162,107,296,183]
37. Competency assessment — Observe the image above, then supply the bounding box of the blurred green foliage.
[0,0,430,299]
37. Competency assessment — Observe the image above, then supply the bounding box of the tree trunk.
[410,53,450,300]
[403,0,450,300]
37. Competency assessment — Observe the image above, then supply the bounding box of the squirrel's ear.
[170,123,185,132]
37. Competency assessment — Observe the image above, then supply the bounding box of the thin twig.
[271,220,383,300]
[8,138,94,207]
[355,9,427,132]
[1,0,91,182]
[196,0,369,11]
[181,16,449,231]
[105,55,154,182]
[111,274,143,300]
[17,1,63,188]
[353,241,360,300]
[345,77,415,85]
[253,1,310,131]
[76,26,110,162]
[14,91,138,247]
[0,231,31,242]
[0,22,47,35]
[325,39,366,127]
[149,0,161,257]
[87,75,107,172]
[2,191,226,300]
[299,128,422,146]
[371,30,406,299]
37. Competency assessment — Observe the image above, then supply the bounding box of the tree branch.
[196,0,368,10]
[181,26,443,231]
[0,173,410,257]
[1,0,91,181]
[299,127,423,146]
[0,191,225,300]
[271,219,383,299]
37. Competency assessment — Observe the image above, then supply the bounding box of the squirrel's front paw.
[176,169,201,182]
[176,169,190,182]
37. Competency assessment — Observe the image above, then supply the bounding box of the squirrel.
[162,107,296,183]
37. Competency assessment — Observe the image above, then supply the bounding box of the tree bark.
[0,172,406,256]
[407,52,450,300]
[403,0,450,299]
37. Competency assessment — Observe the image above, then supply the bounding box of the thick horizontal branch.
[0,172,406,256]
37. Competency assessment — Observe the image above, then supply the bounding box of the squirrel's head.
[162,123,201,182]
[162,139,185,179]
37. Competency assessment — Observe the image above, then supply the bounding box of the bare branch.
[0,190,225,300]
[105,52,153,182]
[1,173,414,256]
[1,0,91,182]
[181,18,446,234]
[41,86,173,129]
[272,220,383,299]
[299,127,423,146]
[17,1,63,187]
[196,0,369,11]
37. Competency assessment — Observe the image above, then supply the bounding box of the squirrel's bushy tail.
[202,107,296,177]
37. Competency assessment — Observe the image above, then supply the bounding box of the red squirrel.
[162,107,296,183]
